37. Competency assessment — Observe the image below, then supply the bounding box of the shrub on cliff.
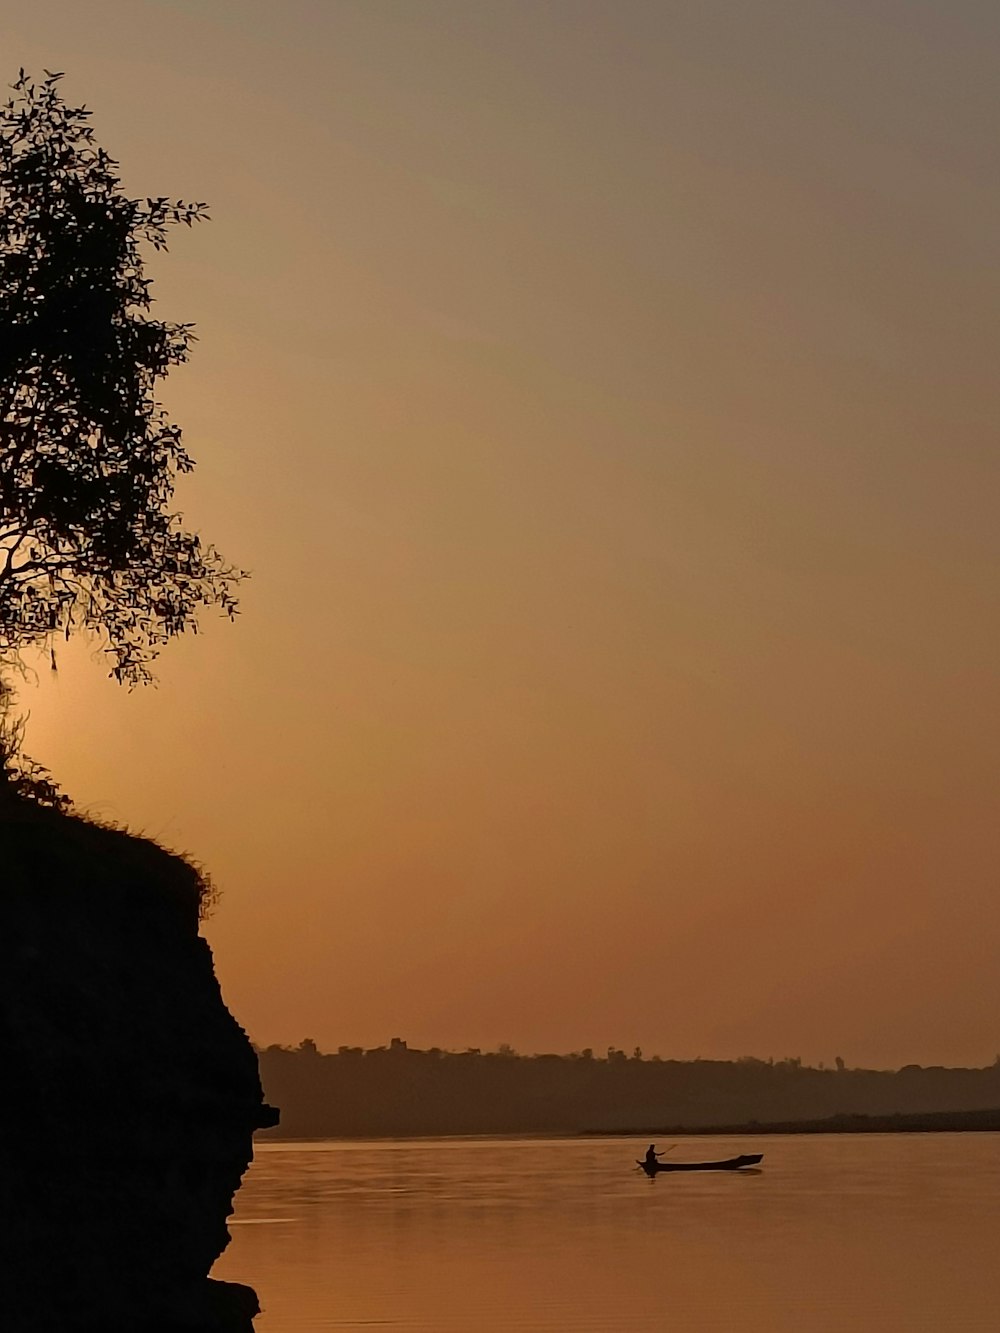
[0,69,243,689]
[0,671,68,808]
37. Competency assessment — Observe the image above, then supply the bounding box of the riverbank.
[590,1107,1000,1136]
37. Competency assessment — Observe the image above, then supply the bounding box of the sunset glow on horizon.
[8,0,1000,1068]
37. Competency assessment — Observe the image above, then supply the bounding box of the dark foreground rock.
[1,798,277,1331]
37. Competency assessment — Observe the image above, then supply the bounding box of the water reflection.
[214,1134,1000,1331]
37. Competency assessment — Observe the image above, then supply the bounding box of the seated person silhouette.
[644,1144,664,1167]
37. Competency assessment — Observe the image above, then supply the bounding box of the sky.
[4,1,1000,1067]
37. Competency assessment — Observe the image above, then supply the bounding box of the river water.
[213,1134,1000,1330]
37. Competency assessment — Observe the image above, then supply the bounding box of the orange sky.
[6,2,1000,1067]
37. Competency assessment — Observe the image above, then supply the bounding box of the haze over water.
[215,1136,1000,1331]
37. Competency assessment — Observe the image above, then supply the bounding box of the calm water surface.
[213,1134,1000,1330]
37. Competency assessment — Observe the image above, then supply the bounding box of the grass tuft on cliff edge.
[1,690,218,926]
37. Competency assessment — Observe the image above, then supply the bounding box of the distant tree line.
[256,1039,1000,1138]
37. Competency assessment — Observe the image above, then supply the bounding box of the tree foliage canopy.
[0,70,242,686]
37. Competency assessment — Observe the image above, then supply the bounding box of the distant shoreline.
[587,1108,1000,1136]
[258,1044,1000,1138]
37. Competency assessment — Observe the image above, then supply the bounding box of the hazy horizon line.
[256,1038,1000,1074]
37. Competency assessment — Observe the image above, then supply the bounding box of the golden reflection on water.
[213,1134,1000,1331]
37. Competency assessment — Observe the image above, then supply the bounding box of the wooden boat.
[637,1153,762,1176]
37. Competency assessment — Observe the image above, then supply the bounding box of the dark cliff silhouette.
[1,784,277,1331]
[1,71,268,1328]
[257,1038,1000,1138]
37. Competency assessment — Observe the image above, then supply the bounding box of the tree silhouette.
[0,70,242,688]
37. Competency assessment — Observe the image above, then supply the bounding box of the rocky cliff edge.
[1,793,277,1331]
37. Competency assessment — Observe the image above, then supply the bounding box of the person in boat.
[644,1144,664,1167]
